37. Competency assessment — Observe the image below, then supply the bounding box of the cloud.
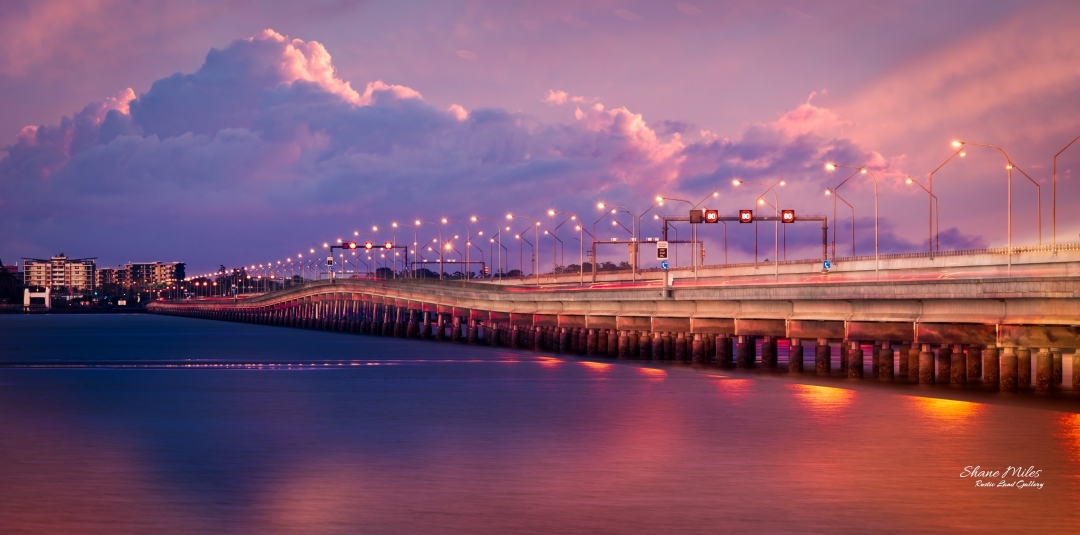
[615,9,640,22]
[0,29,984,268]
[455,49,478,61]
[543,89,568,105]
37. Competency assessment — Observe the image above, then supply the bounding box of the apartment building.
[22,254,96,292]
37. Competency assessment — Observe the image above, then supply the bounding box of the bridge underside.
[149,277,1080,395]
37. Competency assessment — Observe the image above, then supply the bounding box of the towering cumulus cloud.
[0,30,965,266]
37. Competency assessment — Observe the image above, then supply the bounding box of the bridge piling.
[983,347,1000,387]
[950,344,966,385]
[789,338,804,373]
[1017,348,1032,390]
[847,342,863,378]
[937,346,952,385]
[1001,348,1019,392]
[815,339,830,374]
[1052,349,1062,385]
[967,346,982,382]
[1036,349,1053,392]
[880,343,894,380]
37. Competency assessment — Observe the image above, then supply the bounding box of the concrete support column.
[847,341,863,378]
[1073,351,1080,392]
[789,338,804,373]
[638,332,652,360]
[761,336,776,369]
[1036,349,1053,392]
[1000,347,1018,392]
[937,346,952,385]
[433,314,445,341]
[983,346,1000,387]
[675,333,688,362]
[607,330,618,357]
[703,334,715,364]
[618,330,630,358]
[898,344,910,377]
[950,344,966,385]
[647,332,660,360]
[839,342,849,373]
[629,331,641,358]
[466,319,477,344]
[586,329,597,355]
[1051,349,1063,385]
[717,335,732,368]
[815,339,830,374]
[691,334,704,363]
[510,326,521,349]
[879,342,894,380]
[597,329,608,354]
[1017,348,1032,389]
[965,346,982,381]
[559,328,570,353]
[662,333,673,361]
[871,342,881,378]
[450,316,462,343]
[420,312,431,340]
[735,336,751,368]
[569,328,579,353]
[907,346,920,383]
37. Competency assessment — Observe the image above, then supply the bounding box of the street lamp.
[1053,133,1080,252]
[415,220,443,279]
[927,146,966,254]
[594,203,641,281]
[507,213,541,285]
[824,188,856,257]
[905,176,939,258]
[733,180,783,279]
[826,164,879,278]
[954,140,1042,272]
[442,218,471,279]
[472,216,503,280]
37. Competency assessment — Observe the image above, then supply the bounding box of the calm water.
[1,314,1078,534]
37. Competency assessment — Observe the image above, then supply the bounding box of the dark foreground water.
[1,315,1078,534]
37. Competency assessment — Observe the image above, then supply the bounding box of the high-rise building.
[23,255,96,293]
[97,261,185,291]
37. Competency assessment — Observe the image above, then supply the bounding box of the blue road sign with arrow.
[823,259,832,270]
[661,261,669,270]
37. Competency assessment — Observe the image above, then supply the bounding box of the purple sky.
[2,0,1079,275]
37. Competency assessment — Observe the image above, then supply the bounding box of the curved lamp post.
[826,163,879,279]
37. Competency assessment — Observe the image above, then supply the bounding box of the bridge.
[151,244,1080,398]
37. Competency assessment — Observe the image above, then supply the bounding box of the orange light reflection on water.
[713,378,752,398]
[637,367,667,381]
[787,384,854,419]
[537,357,562,369]
[579,361,613,372]
[1056,413,1080,464]
[908,397,984,430]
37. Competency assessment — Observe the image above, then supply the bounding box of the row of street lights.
[230,135,1077,287]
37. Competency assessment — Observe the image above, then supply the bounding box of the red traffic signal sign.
[704,209,719,223]
[739,210,753,223]
[384,242,393,249]
[781,210,795,223]
[343,241,357,249]
[364,242,374,249]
